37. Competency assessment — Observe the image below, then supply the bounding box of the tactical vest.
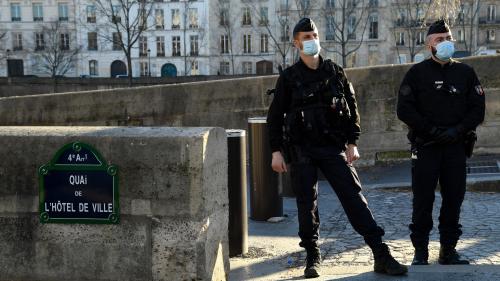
[284,59,351,147]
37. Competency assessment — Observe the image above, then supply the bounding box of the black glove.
[435,127,460,144]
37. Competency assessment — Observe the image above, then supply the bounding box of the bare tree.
[294,0,316,18]
[181,0,204,76]
[31,22,81,91]
[213,0,237,75]
[32,22,81,77]
[391,0,431,63]
[320,0,370,67]
[456,0,481,55]
[91,0,155,86]
[184,19,209,76]
[0,31,7,60]
[426,0,463,22]
[246,0,297,70]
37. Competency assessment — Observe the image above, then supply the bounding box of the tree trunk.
[127,51,133,87]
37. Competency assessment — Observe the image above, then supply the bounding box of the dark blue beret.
[427,20,450,36]
[293,18,317,37]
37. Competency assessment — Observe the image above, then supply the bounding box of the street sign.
[39,141,119,224]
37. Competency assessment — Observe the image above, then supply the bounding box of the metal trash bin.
[226,129,248,257]
[247,117,283,221]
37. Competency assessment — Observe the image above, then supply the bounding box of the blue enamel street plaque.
[39,142,119,224]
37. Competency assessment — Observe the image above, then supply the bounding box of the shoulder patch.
[475,85,484,96]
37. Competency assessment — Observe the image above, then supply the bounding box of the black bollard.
[226,129,248,257]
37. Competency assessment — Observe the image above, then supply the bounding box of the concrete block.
[0,126,229,281]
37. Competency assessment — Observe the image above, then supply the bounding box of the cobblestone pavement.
[230,182,500,280]
[317,188,500,267]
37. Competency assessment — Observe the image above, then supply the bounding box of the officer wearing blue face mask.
[397,20,486,266]
[267,18,407,278]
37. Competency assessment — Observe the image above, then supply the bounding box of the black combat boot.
[438,245,470,265]
[304,247,321,278]
[411,246,429,265]
[372,243,408,275]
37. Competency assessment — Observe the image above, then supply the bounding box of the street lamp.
[147,48,151,77]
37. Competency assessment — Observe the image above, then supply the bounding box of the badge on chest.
[435,81,460,95]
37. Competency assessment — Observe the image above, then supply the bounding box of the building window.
[397,11,406,26]
[242,7,252,26]
[300,0,311,10]
[242,62,252,74]
[398,54,407,64]
[369,15,378,39]
[58,3,69,21]
[88,32,98,50]
[112,5,121,23]
[87,5,96,23]
[260,34,269,53]
[281,25,290,42]
[487,5,496,22]
[33,3,44,22]
[35,33,45,51]
[396,32,405,46]
[189,9,198,28]
[243,34,252,53]
[13,33,23,51]
[417,31,425,45]
[89,60,98,76]
[11,3,21,22]
[157,36,165,56]
[457,29,465,42]
[139,36,148,56]
[220,61,230,75]
[171,9,180,29]
[190,61,199,75]
[140,62,149,77]
[369,0,378,7]
[259,7,268,26]
[348,16,356,40]
[487,29,496,42]
[172,36,181,56]
[220,35,229,54]
[458,5,466,22]
[326,17,335,41]
[138,8,147,30]
[220,9,229,26]
[416,7,424,21]
[326,0,335,8]
[113,32,121,50]
[155,9,164,29]
[190,35,199,56]
[60,33,70,50]
[280,0,290,11]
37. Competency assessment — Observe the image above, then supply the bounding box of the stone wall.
[1,56,499,161]
[0,126,229,281]
[0,75,256,97]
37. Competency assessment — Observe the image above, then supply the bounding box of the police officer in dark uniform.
[397,20,486,265]
[267,18,407,278]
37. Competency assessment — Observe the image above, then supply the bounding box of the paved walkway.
[230,157,500,280]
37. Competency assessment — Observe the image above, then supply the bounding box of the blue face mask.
[302,39,321,56]
[434,40,455,61]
